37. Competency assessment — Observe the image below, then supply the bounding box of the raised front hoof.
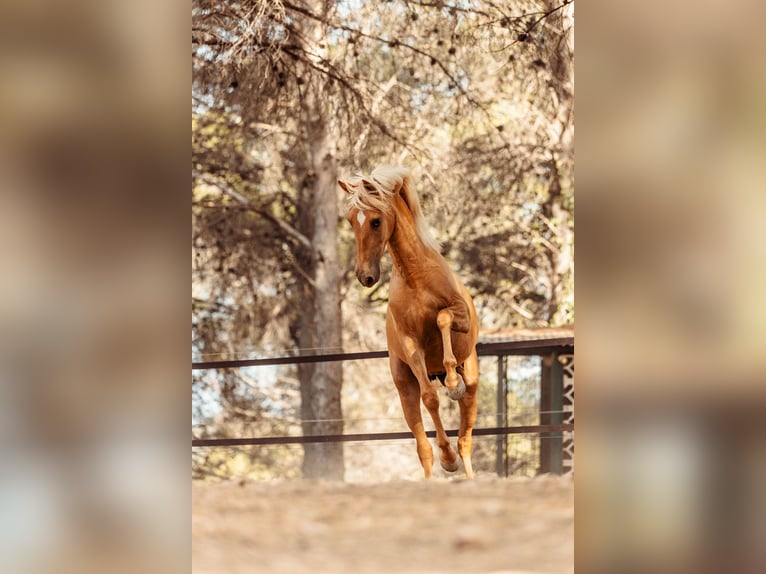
[446,375,466,401]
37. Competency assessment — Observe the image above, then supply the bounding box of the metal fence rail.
[192,337,574,370]
[192,423,574,447]
[192,336,575,475]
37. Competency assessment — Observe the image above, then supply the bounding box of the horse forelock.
[343,174,395,216]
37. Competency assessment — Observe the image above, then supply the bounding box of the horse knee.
[436,309,453,331]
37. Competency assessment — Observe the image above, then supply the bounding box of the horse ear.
[338,179,352,194]
[362,179,378,194]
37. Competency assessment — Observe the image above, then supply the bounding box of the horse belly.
[423,330,474,374]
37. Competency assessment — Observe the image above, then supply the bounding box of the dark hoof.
[446,375,466,401]
[441,457,460,473]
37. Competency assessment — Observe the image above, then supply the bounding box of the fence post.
[495,354,507,476]
[539,352,564,474]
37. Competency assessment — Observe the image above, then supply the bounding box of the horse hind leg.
[391,362,435,478]
[457,350,479,479]
[416,365,458,473]
[436,309,466,400]
[421,384,459,473]
[398,338,459,475]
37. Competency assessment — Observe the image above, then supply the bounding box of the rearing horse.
[340,166,479,479]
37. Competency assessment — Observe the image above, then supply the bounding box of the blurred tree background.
[192,0,574,480]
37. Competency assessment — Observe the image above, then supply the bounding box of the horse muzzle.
[355,266,379,288]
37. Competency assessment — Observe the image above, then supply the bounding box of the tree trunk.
[294,0,345,480]
[544,0,575,325]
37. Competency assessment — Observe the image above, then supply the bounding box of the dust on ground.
[192,474,573,574]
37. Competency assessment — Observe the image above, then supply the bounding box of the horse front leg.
[436,304,469,400]
[390,357,434,477]
[399,335,458,475]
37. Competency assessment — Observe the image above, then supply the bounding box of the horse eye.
[371,218,382,229]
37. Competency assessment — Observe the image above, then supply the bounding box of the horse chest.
[388,287,441,334]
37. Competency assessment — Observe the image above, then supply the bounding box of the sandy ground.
[192,474,573,574]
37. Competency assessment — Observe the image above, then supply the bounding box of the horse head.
[339,177,396,288]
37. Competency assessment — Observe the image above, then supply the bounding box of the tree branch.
[279,42,424,156]
[492,0,575,51]
[282,0,483,108]
[193,172,314,252]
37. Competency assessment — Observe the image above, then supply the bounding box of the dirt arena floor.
[192,474,573,574]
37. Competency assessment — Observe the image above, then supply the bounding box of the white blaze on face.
[356,211,367,227]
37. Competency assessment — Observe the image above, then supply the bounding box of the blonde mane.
[344,165,441,253]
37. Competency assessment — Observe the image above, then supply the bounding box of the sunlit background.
[0,0,764,573]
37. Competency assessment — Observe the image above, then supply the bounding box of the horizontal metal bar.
[192,338,573,371]
[191,423,574,447]
[477,337,574,355]
[192,350,389,371]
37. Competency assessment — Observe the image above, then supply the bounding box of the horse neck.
[387,199,437,281]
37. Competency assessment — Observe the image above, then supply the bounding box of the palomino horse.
[339,166,479,479]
